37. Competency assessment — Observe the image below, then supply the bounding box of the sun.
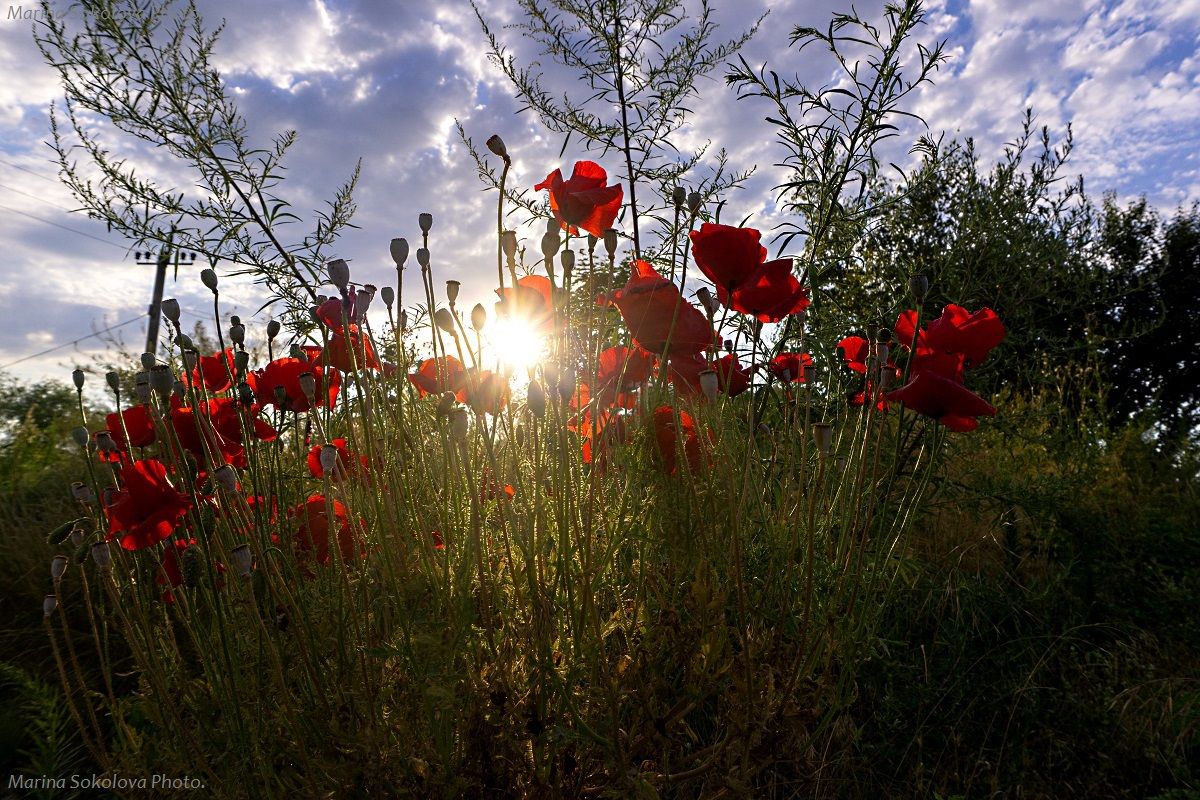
[487,316,547,374]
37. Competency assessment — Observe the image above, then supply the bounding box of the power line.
[0,315,145,370]
[0,201,131,252]
[0,157,60,185]
[0,181,82,216]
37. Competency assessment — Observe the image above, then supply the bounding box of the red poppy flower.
[106,458,193,551]
[769,353,813,383]
[408,355,468,398]
[465,370,510,416]
[535,161,623,238]
[289,494,365,566]
[188,348,236,394]
[594,345,655,408]
[728,258,810,323]
[607,261,714,357]
[668,353,749,398]
[251,352,340,413]
[314,296,357,332]
[170,402,249,467]
[495,275,557,334]
[896,304,1005,369]
[306,438,370,480]
[581,412,628,468]
[652,406,707,475]
[886,370,998,432]
[107,405,157,449]
[325,324,381,373]
[689,222,767,297]
[205,397,278,445]
[479,468,516,504]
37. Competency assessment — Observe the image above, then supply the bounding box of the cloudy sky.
[0,0,1197,388]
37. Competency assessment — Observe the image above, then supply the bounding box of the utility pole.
[136,231,195,356]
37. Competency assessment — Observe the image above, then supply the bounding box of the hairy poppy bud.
[72,368,85,390]
[486,134,508,159]
[501,230,518,262]
[909,275,929,302]
[380,286,395,310]
[434,308,457,336]
[687,191,702,214]
[175,332,195,351]
[448,407,469,441]
[71,426,89,448]
[471,303,487,332]
[229,323,246,346]
[672,186,686,208]
[541,230,560,262]
[181,545,203,588]
[436,391,456,418]
[812,423,833,455]
[699,369,719,402]
[91,541,111,570]
[399,310,409,330]
[603,228,618,258]
[298,372,316,401]
[561,249,575,274]
[43,594,57,617]
[418,213,433,234]
[527,379,546,418]
[71,482,95,504]
[149,364,174,399]
[327,259,351,292]
[230,544,252,577]
[160,298,181,324]
[266,319,281,341]
[212,464,238,492]
[696,286,719,316]
[51,555,68,581]
[105,371,121,393]
[445,280,460,305]
[200,267,219,292]
[416,248,430,269]
[390,237,409,267]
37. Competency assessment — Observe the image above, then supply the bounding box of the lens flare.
[488,316,546,373]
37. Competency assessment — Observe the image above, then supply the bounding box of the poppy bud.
[51,555,68,581]
[445,280,460,305]
[356,285,375,318]
[434,308,457,336]
[399,310,409,330]
[175,332,195,351]
[212,464,238,492]
[672,186,686,207]
[43,594,57,617]
[696,286,719,316]
[230,544,253,577]
[105,371,121,394]
[561,249,575,274]
[234,350,250,375]
[909,275,929,302]
[71,482,95,504]
[418,213,433,234]
[72,368,85,390]
[758,422,772,436]
[448,407,469,441]
[471,303,487,332]
[200,267,219,292]
[91,541,112,570]
[527,380,546,418]
[541,230,560,262]
[416,248,430,269]
[273,385,288,409]
[161,298,181,324]
[698,369,719,402]
[71,426,89,447]
[318,443,339,476]
[603,228,618,258]
[266,319,281,341]
[436,391,456,418]
[812,423,833,455]
[380,286,395,310]
[501,230,518,262]
[289,343,304,359]
[229,323,246,346]
[390,237,409,266]
[298,372,316,401]
[181,545,203,588]
[149,364,174,399]
[486,134,508,159]
[327,259,351,292]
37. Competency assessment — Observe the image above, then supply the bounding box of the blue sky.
[0,0,1197,385]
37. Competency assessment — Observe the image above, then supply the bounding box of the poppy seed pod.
[72,368,85,390]
[172,380,187,402]
[91,540,112,570]
[486,134,508,159]
[105,371,121,393]
[836,456,848,475]
[101,486,117,507]
[812,423,834,455]
[212,464,238,492]
[687,191,702,214]
[541,230,560,262]
[448,407,469,441]
[160,298,181,324]
[356,285,375,318]
[149,364,174,399]
[587,234,597,252]
[181,546,203,588]
[200,267,219,292]
[603,228,618,258]
[471,303,487,332]
[419,213,433,234]
[380,286,395,309]
[95,431,118,455]
[134,372,150,403]
[71,426,89,448]
[909,275,929,302]
[289,343,304,359]
[416,248,430,269]
[43,594,57,617]
[436,391,456,418]
[560,249,575,273]
[875,343,890,363]
[699,369,719,402]
[70,527,85,548]
[51,555,68,581]
[237,382,254,406]
[298,372,316,401]
[230,315,241,326]
[266,319,281,341]
[234,349,250,374]
[390,237,409,266]
[319,443,339,476]
[558,367,576,402]
[724,339,734,354]
[527,379,546,417]
[140,352,156,370]
[230,544,253,577]
[71,482,95,504]
[434,308,457,336]
[696,286,719,316]
[182,349,199,372]
[229,323,246,347]
[175,332,195,351]
[672,186,686,207]
[878,368,895,390]
[327,259,351,292]
[445,280,460,305]
[501,230,518,262]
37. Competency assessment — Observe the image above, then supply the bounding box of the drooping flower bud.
[273,385,288,409]
[237,382,254,406]
[212,464,238,492]
[327,259,351,292]
[51,555,68,581]
[418,213,433,234]
[200,267,219,292]
[448,407,469,441]
[91,540,111,570]
[416,248,430,269]
[160,298,181,324]
[181,545,203,588]
[43,594,57,617]
[501,230,518,262]
[434,308,457,336]
[526,379,546,418]
[149,364,174,400]
[230,544,253,577]
[812,423,833,455]
[486,134,508,159]
[909,275,929,302]
[471,303,487,332]
[380,286,395,310]
[557,367,576,402]
[72,368,84,390]
[698,369,719,402]
[390,237,409,267]
[298,372,316,402]
[672,186,686,208]
[71,426,89,447]
[696,286,719,316]
[445,280,460,305]
[603,228,618,258]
